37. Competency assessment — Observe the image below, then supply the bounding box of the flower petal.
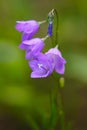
[22,33,32,41]
[24,39,44,60]
[22,20,39,33]
[31,70,50,78]
[16,20,39,33]
[16,20,40,41]
[29,60,38,71]
[46,47,62,57]
[55,56,66,74]
[16,21,25,32]
[29,53,54,78]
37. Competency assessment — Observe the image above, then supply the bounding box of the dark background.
[0,0,87,130]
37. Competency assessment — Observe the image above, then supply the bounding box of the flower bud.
[59,77,65,88]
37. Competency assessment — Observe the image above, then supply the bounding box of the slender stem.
[57,86,65,130]
[50,36,55,47]
[23,112,41,130]
[48,9,65,130]
[50,74,65,130]
[42,35,49,41]
[38,20,47,25]
[54,9,59,46]
[48,77,58,130]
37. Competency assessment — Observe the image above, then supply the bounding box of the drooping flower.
[19,38,44,60]
[16,20,40,40]
[29,53,54,78]
[45,46,66,74]
[28,46,66,78]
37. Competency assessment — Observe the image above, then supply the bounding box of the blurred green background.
[0,0,87,130]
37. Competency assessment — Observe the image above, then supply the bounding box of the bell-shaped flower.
[16,20,40,40]
[45,46,66,74]
[29,53,54,78]
[19,38,44,60]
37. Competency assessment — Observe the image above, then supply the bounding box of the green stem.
[48,78,58,130]
[54,9,59,46]
[48,9,65,130]
[57,86,65,130]
[51,74,65,130]
[23,112,41,130]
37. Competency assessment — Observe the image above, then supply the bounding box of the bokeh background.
[0,0,87,130]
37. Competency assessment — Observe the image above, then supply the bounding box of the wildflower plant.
[16,9,71,130]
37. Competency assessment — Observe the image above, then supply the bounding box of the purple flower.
[45,46,66,74]
[28,46,66,78]
[16,20,39,40]
[29,53,54,78]
[19,38,44,60]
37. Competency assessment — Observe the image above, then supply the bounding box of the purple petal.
[23,38,44,46]
[29,53,54,78]
[29,59,49,78]
[26,51,40,60]
[22,20,39,33]
[46,47,66,74]
[55,56,66,74]
[16,20,40,41]
[16,21,25,32]
[24,38,44,60]
[46,47,62,57]
[31,70,50,78]
[16,20,39,33]
[19,43,28,50]
[22,33,32,41]
[29,60,38,71]
[19,38,44,52]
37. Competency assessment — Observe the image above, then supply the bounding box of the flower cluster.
[16,13,66,78]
